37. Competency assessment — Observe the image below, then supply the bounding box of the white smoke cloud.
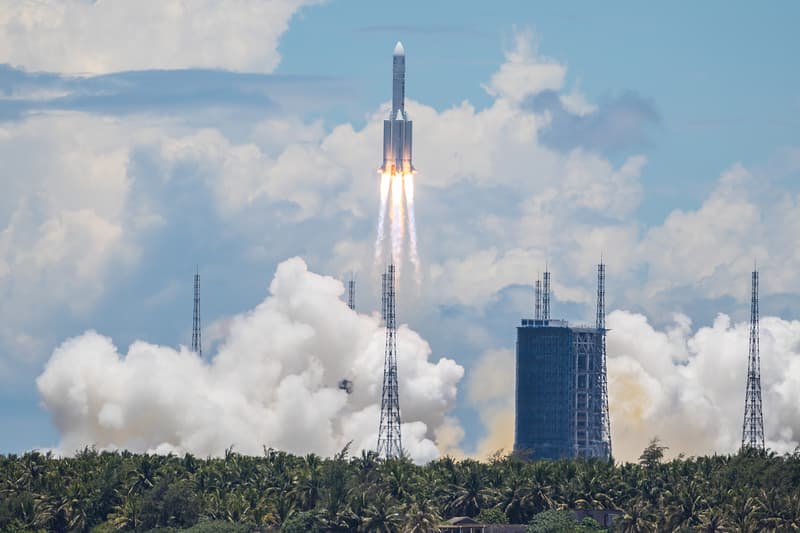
[36,257,463,462]
[607,310,800,461]
[0,0,318,74]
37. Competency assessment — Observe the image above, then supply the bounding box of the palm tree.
[698,508,731,532]
[664,480,707,530]
[292,454,324,511]
[617,500,656,533]
[723,491,759,533]
[360,492,404,533]
[443,463,493,517]
[402,499,441,533]
[109,493,142,531]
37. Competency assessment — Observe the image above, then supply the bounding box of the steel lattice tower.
[596,262,612,458]
[192,267,202,357]
[347,274,356,311]
[534,278,542,320]
[377,263,402,459]
[742,269,764,450]
[542,271,551,321]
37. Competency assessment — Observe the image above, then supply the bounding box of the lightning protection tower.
[596,261,612,458]
[377,263,402,459]
[192,267,202,357]
[741,268,765,450]
[542,270,551,321]
[347,274,356,311]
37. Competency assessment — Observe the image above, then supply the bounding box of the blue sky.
[1,1,799,461]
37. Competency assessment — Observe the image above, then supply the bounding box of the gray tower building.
[514,268,611,460]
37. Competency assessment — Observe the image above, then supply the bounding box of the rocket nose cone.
[394,41,405,56]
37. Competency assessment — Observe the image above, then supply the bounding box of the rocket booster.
[381,41,413,175]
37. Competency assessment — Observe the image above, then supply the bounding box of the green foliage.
[280,510,320,533]
[140,478,201,530]
[1,444,800,532]
[183,520,254,533]
[527,509,578,533]
[476,507,508,524]
[638,436,668,468]
[576,517,606,532]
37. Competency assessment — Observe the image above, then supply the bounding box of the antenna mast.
[192,267,202,357]
[742,268,765,450]
[542,270,551,321]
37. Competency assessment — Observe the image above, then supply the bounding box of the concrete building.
[514,267,611,460]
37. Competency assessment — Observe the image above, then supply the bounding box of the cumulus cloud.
[37,257,464,462]
[483,30,566,103]
[0,0,317,74]
[636,164,800,306]
[0,113,146,362]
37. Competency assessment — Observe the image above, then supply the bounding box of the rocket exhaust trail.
[374,172,391,264]
[390,173,405,272]
[403,172,420,282]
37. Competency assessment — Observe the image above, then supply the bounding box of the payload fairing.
[381,41,413,175]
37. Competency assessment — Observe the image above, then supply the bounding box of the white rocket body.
[381,42,413,175]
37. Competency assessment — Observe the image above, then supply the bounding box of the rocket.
[381,41,413,175]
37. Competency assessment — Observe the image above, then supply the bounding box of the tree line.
[1,441,799,532]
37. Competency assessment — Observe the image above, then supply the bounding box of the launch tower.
[741,268,765,450]
[377,264,403,458]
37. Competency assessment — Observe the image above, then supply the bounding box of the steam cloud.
[607,310,800,461]
[36,258,464,462]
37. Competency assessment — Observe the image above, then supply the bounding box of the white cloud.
[0,0,317,74]
[0,114,141,356]
[483,30,566,103]
[37,257,464,462]
[636,164,800,303]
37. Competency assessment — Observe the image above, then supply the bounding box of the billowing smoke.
[460,310,800,463]
[607,310,800,461]
[36,258,463,462]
